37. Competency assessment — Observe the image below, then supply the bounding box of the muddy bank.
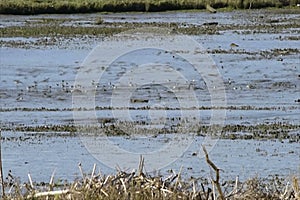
[1,8,299,49]
[2,122,300,141]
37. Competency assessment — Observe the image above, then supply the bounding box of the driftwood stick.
[202,145,225,200]
[0,130,4,197]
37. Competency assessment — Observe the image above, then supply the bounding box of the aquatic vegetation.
[3,121,299,142]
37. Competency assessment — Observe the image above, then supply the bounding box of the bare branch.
[202,145,225,200]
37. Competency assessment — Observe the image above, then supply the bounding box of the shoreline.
[1,154,299,199]
[0,0,299,15]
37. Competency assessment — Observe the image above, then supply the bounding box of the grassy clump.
[0,0,299,14]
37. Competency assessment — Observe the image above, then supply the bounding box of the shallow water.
[0,10,299,183]
[1,132,299,182]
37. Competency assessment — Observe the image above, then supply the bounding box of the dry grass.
[1,152,299,199]
[0,0,299,14]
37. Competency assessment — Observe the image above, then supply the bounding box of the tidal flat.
[0,8,300,199]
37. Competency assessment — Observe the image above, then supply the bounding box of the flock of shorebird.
[12,77,210,102]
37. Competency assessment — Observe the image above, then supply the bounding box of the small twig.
[206,187,211,200]
[91,163,97,179]
[28,173,34,189]
[292,177,300,200]
[138,155,144,176]
[175,166,183,189]
[49,169,56,191]
[211,178,216,200]
[226,175,240,198]
[78,162,84,179]
[0,129,5,197]
[234,175,239,193]
[103,175,110,185]
[164,173,174,182]
[8,184,14,194]
[280,181,290,199]
[201,182,205,194]
[120,178,127,195]
[160,188,173,194]
[126,170,135,183]
[115,165,122,173]
[27,189,70,198]
[192,180,197,198]
[249,0,253,9]
[202,145,225,200]
[100,188,109,197]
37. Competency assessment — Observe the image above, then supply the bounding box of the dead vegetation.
[0,148,299,200]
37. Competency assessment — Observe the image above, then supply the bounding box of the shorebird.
[230,43,239,48]
[14,80,23,85]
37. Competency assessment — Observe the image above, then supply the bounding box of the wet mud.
[0,9,299,182]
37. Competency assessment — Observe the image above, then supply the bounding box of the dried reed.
[1,152,299,199]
